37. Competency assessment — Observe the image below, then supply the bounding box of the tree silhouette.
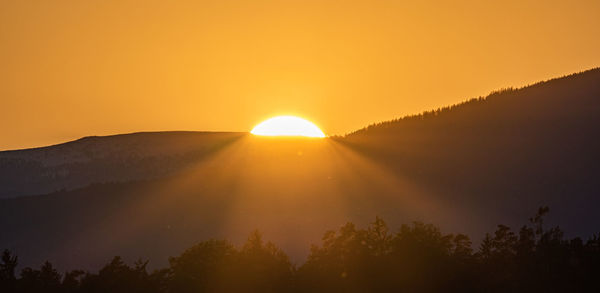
[0,249,18,292]
[168,239,236,293]
[3,206,600,292]
[19,261,62,292]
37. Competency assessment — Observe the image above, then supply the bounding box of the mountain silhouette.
[1,68,599,271]
[0,132,244,198]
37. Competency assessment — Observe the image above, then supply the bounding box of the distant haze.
[2,69,599,270]
[1,0,600,150]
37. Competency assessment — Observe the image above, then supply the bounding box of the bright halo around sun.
[251,116,326,137]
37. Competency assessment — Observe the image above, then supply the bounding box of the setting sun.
[251,116,326,137]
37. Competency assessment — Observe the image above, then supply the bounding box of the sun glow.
[251,116,326,137]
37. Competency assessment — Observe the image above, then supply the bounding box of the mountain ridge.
[1,68,599,271]
[347,67,600,137]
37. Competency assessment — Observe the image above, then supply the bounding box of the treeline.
[347,87,519,136]
[348,67,600,137]
[1,207,599,292]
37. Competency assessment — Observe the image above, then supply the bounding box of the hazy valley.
[1,69,599,271]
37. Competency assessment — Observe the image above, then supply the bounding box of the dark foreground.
[1,207,599,293]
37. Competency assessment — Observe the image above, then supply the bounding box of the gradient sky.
[1,0,599,150]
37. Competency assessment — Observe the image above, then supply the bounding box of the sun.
[251,116,326,137]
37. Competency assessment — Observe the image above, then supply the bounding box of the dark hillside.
[0,132,244,198]
[341,68,600,237]
[1,69,599,271]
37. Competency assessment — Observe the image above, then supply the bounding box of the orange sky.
[1,0,599,150]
